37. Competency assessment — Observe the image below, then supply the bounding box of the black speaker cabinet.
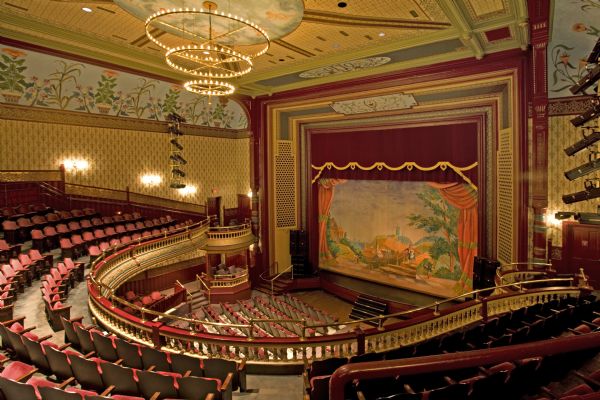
[290,230,307,255]
[473,256,500,290]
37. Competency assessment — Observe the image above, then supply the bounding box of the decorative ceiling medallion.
[330,93,417,115]
[299,57,391,79]
[114,0,303,44]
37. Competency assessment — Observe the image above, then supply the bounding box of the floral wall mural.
[0,45,248,129]
[548,0,600,98]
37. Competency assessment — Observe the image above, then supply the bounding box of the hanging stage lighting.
[587,36,600,63]
[170,138,183,150]
[563,186,600,204]
[169,182,186,189]
[168,124,183,135]
[571,99,600,127]
[171,168,186,177]
[564,128,600,156]
[576,212,600,225]
[169,154,187,165]
[569,64,600,95]
[564,155,600,181]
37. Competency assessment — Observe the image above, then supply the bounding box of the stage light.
[564,128,600,156]
[169,154,187,165]
[587,36,600,63]
[171,168,185,177]
[170,138,183,150]
[169,182,186,189]
[569,64,600,95]
[168,124,183,135]
[554,211,577,220]
[564,156,600,180]
[571,99,600,127]
[576,212,600,225]
[563,185,600,204]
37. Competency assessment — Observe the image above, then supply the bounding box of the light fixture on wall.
[62,159,89,173]
[247,190,253,198]
[571,98,600,127]
[178,184,197,196]
[144,1,270,97]
[140,174,162,186]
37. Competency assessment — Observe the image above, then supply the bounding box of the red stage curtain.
[429,182,478,292]
[318,179,346,259]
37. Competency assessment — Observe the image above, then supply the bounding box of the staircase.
[255,273,294,295]
[188,290,210,310]
[349,295,388,327]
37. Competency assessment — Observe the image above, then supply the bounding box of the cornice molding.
[0,103,250,139]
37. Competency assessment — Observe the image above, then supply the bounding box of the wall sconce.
[247,190,253,198]
[63,158,89,173]
[178,184,197,196]
[140,174,162,186]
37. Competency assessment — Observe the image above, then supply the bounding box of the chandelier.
[145,1,270,96]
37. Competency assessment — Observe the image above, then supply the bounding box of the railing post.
[248,320,254,341]
[151,323,162,349]
[300,319,306,341]
[354,327,365,356]
[433,302,440,316]
[377,315,385,331]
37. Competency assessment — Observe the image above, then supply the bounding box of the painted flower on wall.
[95,70,118,114]
[0,48,28,103]
[550,44,589,93]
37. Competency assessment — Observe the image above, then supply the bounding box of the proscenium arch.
[257,52,528,281]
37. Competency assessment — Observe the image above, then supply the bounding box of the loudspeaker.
[473,257,500,290]
[290,230,307,255]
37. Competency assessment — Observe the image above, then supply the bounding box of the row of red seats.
[0,316,218,400]
[0,203,53,222]
[41,257,84,331]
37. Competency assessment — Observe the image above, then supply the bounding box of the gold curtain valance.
[311,161,478,190]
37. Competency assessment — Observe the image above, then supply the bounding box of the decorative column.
[529,0,550,263]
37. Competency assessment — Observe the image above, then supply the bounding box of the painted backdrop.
[318,180,477,298]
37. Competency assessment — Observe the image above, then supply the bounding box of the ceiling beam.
[512,0,530,50]
[437,1,485,60]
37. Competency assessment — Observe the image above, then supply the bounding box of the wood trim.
[0,103,250,138]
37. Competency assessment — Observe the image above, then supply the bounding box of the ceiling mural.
[114,0,304,44]
[548,0,600,98]
[0,45,248,129]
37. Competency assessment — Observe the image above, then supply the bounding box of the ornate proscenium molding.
[330,93,417,115]
[311,161,478,190]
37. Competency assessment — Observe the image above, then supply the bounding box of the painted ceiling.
[0,0,529,97]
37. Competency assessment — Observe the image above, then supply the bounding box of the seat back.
[68,355,105,391]
[91,331,119,362]
[60,317,81,349]
[44,345,73,381]
[100,362,139,396]
[38,386,84,400]
[170,352,203,377]
[22,335,50,372]
[0,375,38,400]
[140,345,171,372]
[5,328,30,362]
[74,324,95,354]
[203,358,239,391]
[177,376,220,400]
[307,357,348,379]
[115,338,143,370]
[136,370,178,399]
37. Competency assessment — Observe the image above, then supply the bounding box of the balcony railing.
[89,233,592,366]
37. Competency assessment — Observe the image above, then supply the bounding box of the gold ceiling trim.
[303,10,451,30]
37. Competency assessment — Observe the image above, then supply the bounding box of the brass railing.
[260,264,294,295]
[89,233,591,365]
[196,274,211,303]
[206,223,252,240]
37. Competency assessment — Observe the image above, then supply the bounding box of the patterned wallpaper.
[0,118,250,208]
[0,46,248,129]
[547,115,599,246]
[548,1,600,98]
